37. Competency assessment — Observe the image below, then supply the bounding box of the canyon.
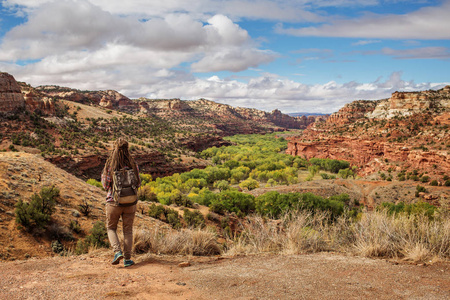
[0,72,319,179]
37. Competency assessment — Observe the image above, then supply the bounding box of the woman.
[101,138,140,267]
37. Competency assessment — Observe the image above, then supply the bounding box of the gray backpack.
[112,168,138,206]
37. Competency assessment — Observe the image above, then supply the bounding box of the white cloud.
[354,47,450,60]
[0,1,276,74]
[275,1,450,40]
[3,0,324,22]
[379,47,450,60]
[125,71,449,113]
[352,40,381,46]
[192,48,276,72]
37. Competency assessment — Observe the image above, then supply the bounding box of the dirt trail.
[1,251,448,300]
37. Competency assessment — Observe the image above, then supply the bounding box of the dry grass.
[225,212,332,256]
[224,210,449,262]
[353,211,450,262]
[133,226,221,256]
[130,209,450,263]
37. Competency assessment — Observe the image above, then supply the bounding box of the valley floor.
[1,251,448,299]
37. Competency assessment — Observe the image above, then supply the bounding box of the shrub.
[78,199,92,216]
[86,221,109,248]
[75,221,109,255]
[51,240,65,254]
[69,220,82,234]
[138,185,157,202]
[170,192,193,208]
[140,173,153,185]
[148,204,181,229]
[15,186,59,231]
[338,168,355,179]
[410,175,419,181]
[255,191,348,219]
[189,188,217,207]
[308,165,320,176]
[183,209,205,228]
[320,173,329,179]
[86,178,103,189]
[445,180,450,187]
[214,180,230,191]
[239,178,259,191]
[415,185,428,197]
[308,158,350,173]
[430,180,438,186]
[377,202,436,219]
[420,176,430,183]
[209,191,255,216]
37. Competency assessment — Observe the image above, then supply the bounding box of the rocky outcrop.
[0,72,26,113]
[36,86,138,112]
[267,109,316,129]
[18,83,55,115]
[367,87,450,119]
[326,100,377,125]
[138,98,193,113]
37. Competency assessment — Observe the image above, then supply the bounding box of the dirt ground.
[1,251,448,300]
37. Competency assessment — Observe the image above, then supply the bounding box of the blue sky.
[0,0,449,113]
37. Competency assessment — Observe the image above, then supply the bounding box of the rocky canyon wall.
[287,86,450,177]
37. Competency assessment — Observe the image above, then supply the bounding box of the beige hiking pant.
[106,203,136,260]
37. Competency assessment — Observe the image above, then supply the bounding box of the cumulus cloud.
[140,71,448,113]
[0,0,275,74]
[192,48,276,72]
[3,0,324,22]
[275,1,450,40]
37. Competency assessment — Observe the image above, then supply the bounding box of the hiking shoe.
[112,251,124,265]
[124,259,135,267]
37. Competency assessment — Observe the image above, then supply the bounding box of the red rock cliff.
[0,72,26,112]
[287,87,450,178]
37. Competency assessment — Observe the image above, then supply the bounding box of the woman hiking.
[101,138,141,267]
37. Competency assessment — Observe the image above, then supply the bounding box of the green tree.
[239,178,259,191]
[214,180,230,191]
[338,168,355,179]
[308,165,320,177]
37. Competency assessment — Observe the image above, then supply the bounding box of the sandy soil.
[1,251,448,300]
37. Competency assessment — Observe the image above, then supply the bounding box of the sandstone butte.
[287,86,450,179]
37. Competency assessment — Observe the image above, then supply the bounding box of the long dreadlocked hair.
[103,138,139,181]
